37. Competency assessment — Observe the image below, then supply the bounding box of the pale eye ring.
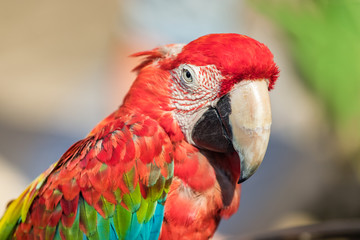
[182,68,194,83]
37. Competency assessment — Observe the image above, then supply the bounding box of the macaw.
[0,33,279,239]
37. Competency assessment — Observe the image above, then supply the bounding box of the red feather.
[58,178,80,201]
[43,189,63,211]
[60,195,79,227]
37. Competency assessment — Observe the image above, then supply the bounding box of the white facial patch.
[170,64,223,143]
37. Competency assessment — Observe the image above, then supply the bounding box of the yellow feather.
[0,162,58,239]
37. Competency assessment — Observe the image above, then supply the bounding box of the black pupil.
[185,70,192,79]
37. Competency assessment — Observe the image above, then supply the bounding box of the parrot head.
[129,33,279,183]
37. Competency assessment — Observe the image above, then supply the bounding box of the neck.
[161,147,241,239]
[121,66,184,142]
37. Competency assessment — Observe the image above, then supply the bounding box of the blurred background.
[0,0,359,239]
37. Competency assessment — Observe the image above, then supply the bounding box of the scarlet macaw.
[0,33,279,239]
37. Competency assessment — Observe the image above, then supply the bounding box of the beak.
[191,80,272,184]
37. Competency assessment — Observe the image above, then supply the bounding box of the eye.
[182,67,194,83]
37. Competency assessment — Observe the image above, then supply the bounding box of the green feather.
[45,225,57,240]
[135,197,149,224]
[87,233,100,240]
[144,201,157,223]
[114,188,122,204]
[123,167,136,192]
[113,204,131,239]
[166,161,174,180]
[122,184,141,212]
[164,177,172,193]
[58,205,82,240]
[79,197,98,238]
[147,176,165,201]
[99,196,115,218]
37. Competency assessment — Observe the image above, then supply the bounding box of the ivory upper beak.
[229,80,272,183]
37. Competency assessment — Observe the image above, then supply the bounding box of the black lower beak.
[191,95,233,153]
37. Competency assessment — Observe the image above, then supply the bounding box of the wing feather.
[0,114,173,239]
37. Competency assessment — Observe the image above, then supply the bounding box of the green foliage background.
[251,0,360,172]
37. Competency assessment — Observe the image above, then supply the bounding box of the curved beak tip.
[238,177,247,184]
[237,164,260,184]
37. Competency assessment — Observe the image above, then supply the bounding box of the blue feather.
[149,203,164,240]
